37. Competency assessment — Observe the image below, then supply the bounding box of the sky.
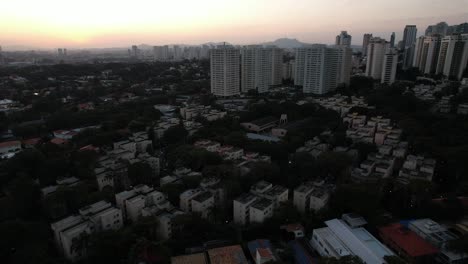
[1,0,468,49]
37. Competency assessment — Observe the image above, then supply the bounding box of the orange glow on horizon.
[1,0,467,49]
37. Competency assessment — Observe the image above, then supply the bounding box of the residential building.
[402,25,418,68]
[336,31,352,47]
[233,193,258,225]
[294,181,333,213]
[190,191,215,219]
[414,35,442,74]
[241,46,283,93]
[249,198,274,223]
[381,48,398,84]
[210,45,240,97]
[362,33,373,56]
[295,45,351,94]
[397,155,436,184]
[115,185,165,222]
[154,45,169,61]
[365,37,390,80]
[180,104,227,121]
[50,201,123,261]
[247,239,276,264]
[436,34,468,80]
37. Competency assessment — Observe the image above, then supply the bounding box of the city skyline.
[1,0,468,50]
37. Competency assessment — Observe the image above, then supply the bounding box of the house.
[247,239,276,264]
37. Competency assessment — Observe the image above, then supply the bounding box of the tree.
[0,220,56,264]
[6,174,41,220]
[448,235,468,255]
[128,162,153,185]
[163,125,188,145]
[84,230,132,264]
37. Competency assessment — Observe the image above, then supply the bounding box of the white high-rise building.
[436,34,468,80]
[381,49,398,84]
[294,45,350,94]
[414,35,442,74]
[173,45,182,60]
[362,34,373,56]
[210,45,241,97]
[241,46,283,93]
[412,36,425,68]
[154,45,170,61]
[336,31,352,47]
[200,45,210,59]
[365,37,390,80]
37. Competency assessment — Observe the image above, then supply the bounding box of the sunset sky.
[1,0,467,49]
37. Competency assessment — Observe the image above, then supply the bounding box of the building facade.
[210,45,241,97]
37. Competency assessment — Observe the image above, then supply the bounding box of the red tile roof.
[50,138,68,145]
[379,223,439,257]
[22,138,41,146]
[0,140,21,148]
[257,248,273,258]
[208,245,248,264]
[283,223,305,233]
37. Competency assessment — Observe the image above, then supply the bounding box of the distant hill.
[261,38,308,49]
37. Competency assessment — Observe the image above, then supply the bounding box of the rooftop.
[325,218,394,263]
[250,198,273,211]
[247,116,277,127]
[235,193,258,205]
[379,223,439,257]
[192,191,214,203]
[207,245,248,264]
[171,253,207,264]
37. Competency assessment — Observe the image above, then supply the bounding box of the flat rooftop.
[192,191,214,203]
[379,223,439,257]
[235,193,257,204]
[250,198,273,211]
[171,253,207,264]
[325,219,394,263]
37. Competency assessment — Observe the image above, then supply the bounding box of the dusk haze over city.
[2,0,468,48]
[1,1,468,264]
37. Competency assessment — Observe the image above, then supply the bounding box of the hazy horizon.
[2,0,468,50]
